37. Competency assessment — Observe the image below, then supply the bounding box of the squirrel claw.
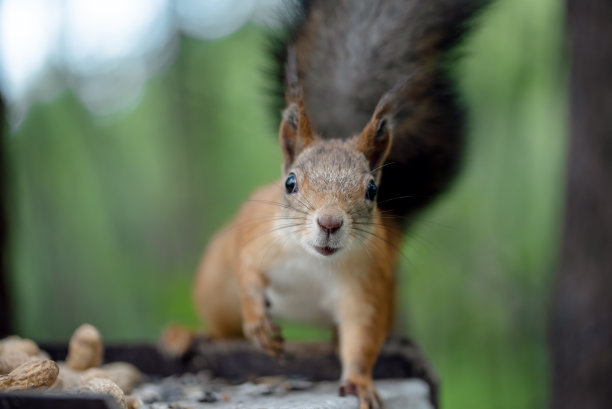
[243,317,284,359]
[339,380,357,397]
[339,379,385,409]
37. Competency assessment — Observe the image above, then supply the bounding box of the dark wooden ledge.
[7,336,439,409]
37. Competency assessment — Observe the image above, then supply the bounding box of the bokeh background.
[0,0,565,408]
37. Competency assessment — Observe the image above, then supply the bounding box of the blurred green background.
[2,0,564,408]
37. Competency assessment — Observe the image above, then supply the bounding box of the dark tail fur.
[276,0,489,225]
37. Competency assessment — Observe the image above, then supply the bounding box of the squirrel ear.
[279,46,314,171]
[279,99,314,170]
[356,79,411,173]
[355,100,394,174]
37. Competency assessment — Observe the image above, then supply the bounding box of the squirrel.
[192,1,487,408]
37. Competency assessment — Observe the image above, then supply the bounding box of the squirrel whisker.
[246,199,309,215]
[369,161,397,175]
[351,226,411,265]
[238,222,307,249]
[375,195,429,206]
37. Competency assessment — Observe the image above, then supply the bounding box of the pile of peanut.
[0,324,143,409]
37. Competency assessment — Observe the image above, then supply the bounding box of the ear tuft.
[279,46,314,171]
[355,79,414,174]
[356,109,393,174]
[375,118,388,140]
[283,103,299,131]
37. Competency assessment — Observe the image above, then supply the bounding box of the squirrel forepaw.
[243,317,284,359]
[339,378,385,409]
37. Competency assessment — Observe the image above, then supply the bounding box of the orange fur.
[192,180,401,375]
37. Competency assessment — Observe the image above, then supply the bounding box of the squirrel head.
[276,65,398,258]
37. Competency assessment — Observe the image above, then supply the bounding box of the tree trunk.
[550,0,612,408]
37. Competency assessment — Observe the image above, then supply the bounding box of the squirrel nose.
[317,215,343,235]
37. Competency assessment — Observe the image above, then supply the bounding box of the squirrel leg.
[337,289,391,409]
[237,264,284,358]
[193,226,244,339]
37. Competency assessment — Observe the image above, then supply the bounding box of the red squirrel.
[193,1,487,408]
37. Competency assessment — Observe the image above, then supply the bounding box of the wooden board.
[13,336,439,409]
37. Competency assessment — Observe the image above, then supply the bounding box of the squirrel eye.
[285,173,298,194]
[365,180,377,201]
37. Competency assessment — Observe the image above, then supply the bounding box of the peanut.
[0,359,59,391]
[81,362,142,394]
[126,395,143,409]
[160,324,195,357]
[0,336,40,356]
[0,350,39,375]
[51,362,83,390]
[79,377,127,409]
[66,324,103,371]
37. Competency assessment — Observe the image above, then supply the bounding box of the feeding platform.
[0,337,438,409]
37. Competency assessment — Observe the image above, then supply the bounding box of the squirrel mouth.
[314,245,340,256]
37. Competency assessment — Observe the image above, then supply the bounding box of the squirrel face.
[277,91,394,257]
[281,139,379,257]
[274,49,412,257]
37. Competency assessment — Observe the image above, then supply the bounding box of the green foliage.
[401,0,565,407]
[6,0,564,407]
[8,27,281,340]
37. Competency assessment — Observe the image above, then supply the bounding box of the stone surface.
[130,372,433,409]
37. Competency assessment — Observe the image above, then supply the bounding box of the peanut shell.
[82,362,142,393]
[66,323,103,371]
[126,395,143,409]
[79,377,127,409]
[0,350,38,375]
[51,362,83,390]
[160,324,195,357]
[0,359,59,391]
[1,336,40,356]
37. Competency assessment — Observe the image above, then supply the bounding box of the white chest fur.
[265,251,341,327]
